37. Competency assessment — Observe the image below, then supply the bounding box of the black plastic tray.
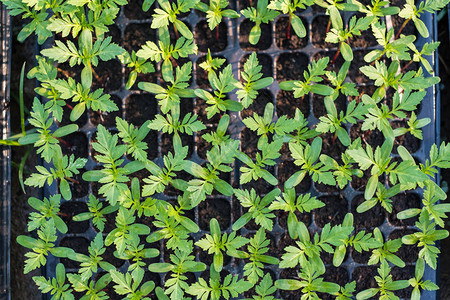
[0,3,11,300]
[9,1,437,299]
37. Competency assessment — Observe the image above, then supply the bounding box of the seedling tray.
[0,3,11,300]
[32,0,441,299]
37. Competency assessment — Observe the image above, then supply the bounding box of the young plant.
[269,189,325,238]
[41,28,125,89]
[397,0,450,38]
[279,57,334,104]
[325,15,375,62]
[195,218,249,272]
[408,258,439,300]
[275,260,341,298]
[24,147,87,201]
[195,0,240,39]
[33,263,73,300]
[240,0,280,44]
[228,228,280,284]
[268,0,313,38]
[187,267,253,300]
[151,0,199,39]
[137,28,197,78]
[232,188,281,231]
[110,268,156,300]
[194,64,243,118]
[314,0,359,33]
[242,103,296,148]
[356,260,409,299]
[148,241,206,299]
[235,53,273,108]
[139,62,196,114]
[242,273,280,300]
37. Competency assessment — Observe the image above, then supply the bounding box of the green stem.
[19,62,26,136]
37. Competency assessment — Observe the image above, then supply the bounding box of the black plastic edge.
[0,3,11,300]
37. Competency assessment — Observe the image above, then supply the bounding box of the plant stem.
[57,137,73,149]
[57,211,72,218]
[394,19,410,40]
[57,67,70,79]
[66,103,73,110]
[90,65,104,87]
[401,59,413,73]
[216,26,219,40]
[173,24,179,39]
[65,176,80,185]
[287,14,292,39]
[299,95,305,108]
[332,47,341,66]
[332,131,338,144]
[326,18,331,34]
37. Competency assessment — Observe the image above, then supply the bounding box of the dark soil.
[60,201,90,233]
[241,166,276,195]
[164,170,193,197]
[124,93,159,158]
[58,101,88,128]
[69,170,89,199]
[388,229,419,263]
[106,24,121,45]
[239,19,272,51]
[275,16,308,50]
[351,170,385,192]
[240,127,259,159]
[90,94,123,128]
[59,237,89,269]
[312,50,345,73]
[195,55,227,89]
[319,131,346,159]
[196,126,216,159]
[391,120,421,154]
[161,132,194,157]
[387,192,421,227]
[104,245,125,268]
[311,15,334,49]
[240,53,273,79]
[391,265,415,298]
[276,209,312,231]
[347,50,374,84]
[194,97,221,125]
[352,266,378,294]
[91,60,123,93]
[313,94,347,119]
[123,23,156,52]
[241,89,274,119]
[198,198,231,231]
[277,159,312,193]
[123,0,154,20]
[276,90,310,118]
[276,52,309,82]
[319,267,349,300]
[351,194,385,228]
[60,132,89,158]
[195,20,228,53]
[347,14,377,48]
[279,267,301,300]
[314,194,348,228]
[350,123,384,149]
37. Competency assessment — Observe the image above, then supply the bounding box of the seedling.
[241,0,280,44]
[268,0,313,38]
